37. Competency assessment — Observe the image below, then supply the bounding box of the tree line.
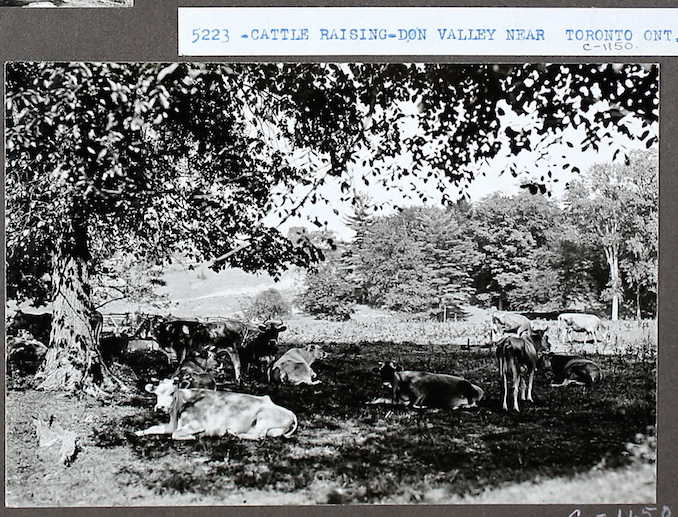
[298,150,657,321]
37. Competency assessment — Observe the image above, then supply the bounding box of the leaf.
[157,63,180,82]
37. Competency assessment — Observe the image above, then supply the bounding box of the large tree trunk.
[36,214,126,395]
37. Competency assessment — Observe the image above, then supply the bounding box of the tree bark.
[36,213,126,395]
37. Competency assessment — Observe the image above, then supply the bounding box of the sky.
[269,120,654,242]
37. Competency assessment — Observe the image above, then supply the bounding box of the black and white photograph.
[0,0,131,7]
[4,62,658,506]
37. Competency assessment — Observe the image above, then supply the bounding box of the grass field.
[5,315,657,506]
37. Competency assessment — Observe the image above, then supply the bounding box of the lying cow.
[374,362,484,410]
[269,345,327,385]
[174,347,221,389]
[491,312,532,342]
[539,352,603,388]
[135,379,298,440]
[557,313,608,346]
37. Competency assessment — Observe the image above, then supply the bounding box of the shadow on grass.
[97,347,654,503]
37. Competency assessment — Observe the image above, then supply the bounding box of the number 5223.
[192,29,230,44]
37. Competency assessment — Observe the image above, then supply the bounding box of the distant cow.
[491,312,532,342]
[7,309,104,346]
[557,313,607,345]
[269,345,327,385]
[376,362,484,410]
[135,379,298,440]
[539,352,603,388]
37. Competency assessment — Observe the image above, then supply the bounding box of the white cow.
[136,379,298,440]
[557,313,607,345]
[269,344,327,385]
[491,312,532,342]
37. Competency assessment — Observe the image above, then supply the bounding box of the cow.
[6,331,48,375]
[491,312,532,342]
[496,331,545,412]
[539,352,603,388]
[174,347,220,389]
[374,362,484,410]
[142,317,287,384]
[269,344,327,385]
[135,378,298,440]
[7,309,104,346]
[7,311,52,345]
[557,313,608,346]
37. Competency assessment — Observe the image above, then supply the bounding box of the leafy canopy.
[6,63,658,305]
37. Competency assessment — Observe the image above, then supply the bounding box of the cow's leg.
[135,423,174,437]
[225,349,242,384]
[519,376,526,400]
[500,359,508,411]
[511,365,520,412]
[170,429,201,441]
[527,368,535,402]
[412,394,427,409]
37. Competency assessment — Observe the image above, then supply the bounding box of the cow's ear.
[144,383,156,393]
[278,326,287,332]
[150,377,159,383]
[179,379,191,389]
[258,324,268,331]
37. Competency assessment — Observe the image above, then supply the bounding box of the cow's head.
[304,344,328,362]
[537,351,555,371]
[374,361,401,386]
[144,377,178,412]
[255,320,287,365]
[530,327,551,353]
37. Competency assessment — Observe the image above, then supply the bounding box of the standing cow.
[491,312,533,342]
[143,317,287,384]
[557,313,608,346]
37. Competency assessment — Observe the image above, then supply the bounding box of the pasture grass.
[6,335,656,505]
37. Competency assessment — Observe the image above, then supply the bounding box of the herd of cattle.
[6,309,608,441]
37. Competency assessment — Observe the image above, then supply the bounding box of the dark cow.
[175,347,220,389]
[143,317,287,384]
[8,309,104,346]
[496,329,549,412]
[539,352,603,388]
[7,311,52,345]
[373,362,484,410]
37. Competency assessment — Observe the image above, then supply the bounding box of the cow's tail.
[283,412,298,438]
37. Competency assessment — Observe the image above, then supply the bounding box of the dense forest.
[298,150,658,321]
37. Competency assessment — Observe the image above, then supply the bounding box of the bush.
[297,262,354,321]
[247,288,291,321]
